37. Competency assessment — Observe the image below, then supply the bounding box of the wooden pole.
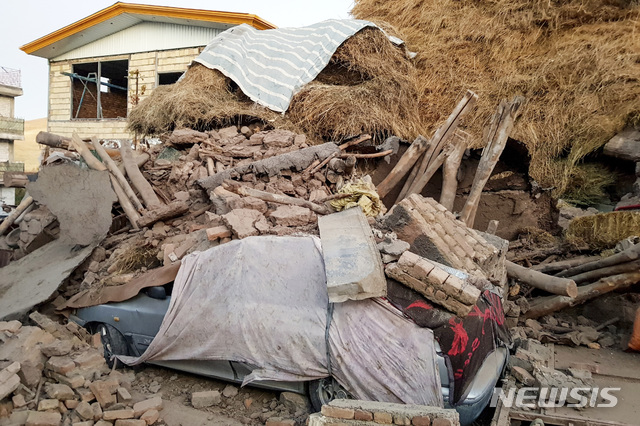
[109,175,141,230]
[36,131,120,157]
[70,133,139,229]
[206,157,215,176]
[223,180,332,215]
[460,96,524,228]
[525,271,640,319]
[338,134,371,150]
[90,137,144,212]
[0,196,33,236]
[120,141,161,208]
[376,135,429,198]
[531,255,602,274]
[557,243,640,278]
[568,259,640,284]
[338,149,393,159]
[506,260,578,298]
[399,90,478,200]
[2,172,29,188]
[439,130,468,211]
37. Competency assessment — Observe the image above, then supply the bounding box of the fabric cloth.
[387,279,510,404]
[121,236,442,406]
[193,19,379,112]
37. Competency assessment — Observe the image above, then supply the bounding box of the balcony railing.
[0,67,21,88]
[0,116,24,138]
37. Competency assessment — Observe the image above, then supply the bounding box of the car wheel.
[92,323,129,369]
[309,377,350,412]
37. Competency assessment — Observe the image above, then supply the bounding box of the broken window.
[157,72,184,86]
[70,60,128,119]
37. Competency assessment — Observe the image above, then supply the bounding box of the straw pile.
[128,27,422,142]
[566,211,640,249]
[351,0,640,196]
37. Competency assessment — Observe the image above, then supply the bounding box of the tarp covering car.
[120,235,443,406]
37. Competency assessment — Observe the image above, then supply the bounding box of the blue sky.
[1,0,353,120]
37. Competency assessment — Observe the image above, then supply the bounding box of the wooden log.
[2,172,29,188]
[460,97,524,227]
[120,142,161,208]
[110,175,141,230]
[439,130,468,211]
[338,149,393,159]
[70,133,139,229]
[399,146,450,202]
[137,201,189,228]
[308,151,339,175]
[223,180,332,215]
[70,133,106,171]
[506,260,578,298]
[568,259,640,284]
[338,134,371,150]
[0,196,33,236]
[525,271,640,319]
[91,137,144,212]
[399,90,478,200]
[376,135,429,198]
[36,131,120,157]
[206,157,215,176]
[557,244,640,278]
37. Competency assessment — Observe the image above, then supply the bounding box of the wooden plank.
[376,135,429,198]
[459,96,524,227]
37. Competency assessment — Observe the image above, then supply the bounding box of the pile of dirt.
[351,0,640,197]
[128,27,422,143]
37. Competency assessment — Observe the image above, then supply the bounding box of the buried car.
[71,236,507,424]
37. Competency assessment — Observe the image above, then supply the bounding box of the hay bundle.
[128,27,422,142]
[566,210,640,249]
[351,0,640,196]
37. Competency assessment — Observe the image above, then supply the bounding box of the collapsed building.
[2,1,640,426]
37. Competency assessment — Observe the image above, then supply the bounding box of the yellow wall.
[48,46,203,139]
[13,118,46,173]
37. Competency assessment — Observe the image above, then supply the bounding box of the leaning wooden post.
[91,137,144,212]
[376,135,429,199]
[398,90,478,201]
[439,130,468,211]
[120,141,161,208]
[70,133,140,229]
[460,96,524,228]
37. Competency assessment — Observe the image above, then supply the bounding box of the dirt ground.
[128,364,300,426]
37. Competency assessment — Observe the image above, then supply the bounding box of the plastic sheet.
[121,236,442,406]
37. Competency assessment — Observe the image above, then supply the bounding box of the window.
[158,72,184,86]
[71,60,128,119]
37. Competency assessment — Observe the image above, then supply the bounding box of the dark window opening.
[71,60,128,119]
[158,72,184,86]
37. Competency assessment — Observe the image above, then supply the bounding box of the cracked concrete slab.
[27,164,116,246]
[318,207,386,303]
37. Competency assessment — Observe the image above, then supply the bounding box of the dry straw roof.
[351,0,640,196]
[128,27,423,142]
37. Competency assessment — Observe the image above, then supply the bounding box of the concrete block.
[318,207,386,303]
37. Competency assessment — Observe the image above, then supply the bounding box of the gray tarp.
[121,236,442,406]
[194,20,378,113]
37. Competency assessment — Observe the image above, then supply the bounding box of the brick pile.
[385,251,481,317]
[383,194,507,288]
[309,399,459,426]
[0,314,164,426]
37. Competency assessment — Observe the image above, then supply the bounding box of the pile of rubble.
[0,313,161,426]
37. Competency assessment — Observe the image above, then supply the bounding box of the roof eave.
[20,2,276,57]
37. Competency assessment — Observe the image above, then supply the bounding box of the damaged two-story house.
[20,2,274,140]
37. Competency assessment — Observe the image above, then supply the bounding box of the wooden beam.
[439,130,468,211]
[460,96,524,227]
[376,135,429,199]
[506,260,578,298]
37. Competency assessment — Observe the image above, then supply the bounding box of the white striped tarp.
[193,19,381,113]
